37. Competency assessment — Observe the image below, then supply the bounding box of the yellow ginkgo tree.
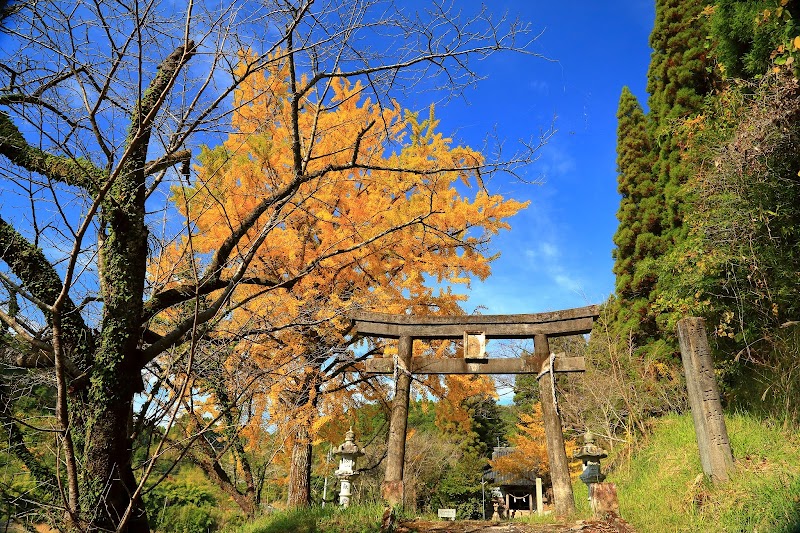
[489,404,580,487]
[148,49,529,511]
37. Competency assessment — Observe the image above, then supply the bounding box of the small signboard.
[463,331,486,360]
[437,508,456,521]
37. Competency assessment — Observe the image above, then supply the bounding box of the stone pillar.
[535,334,576,516]
[677,318,735,483]
[382,335,413,505]
[339,479,352,507]
[535,477,543,515]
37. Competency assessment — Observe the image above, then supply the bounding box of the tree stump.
[589,483,620,519]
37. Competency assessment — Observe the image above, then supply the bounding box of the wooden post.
[677,318,735,483]
[535,334,576,517]
[382,335,413,505]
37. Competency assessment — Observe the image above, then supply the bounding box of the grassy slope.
[233,503,390,533]
[611,413,800,532]
[231,413,800,533]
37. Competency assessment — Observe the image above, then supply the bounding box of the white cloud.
[528,80,550,95]
[554,273,581,292]
[538,242,559,259]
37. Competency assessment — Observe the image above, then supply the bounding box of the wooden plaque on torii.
[350,304,600,517]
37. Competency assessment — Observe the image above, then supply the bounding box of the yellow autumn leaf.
[158,48,525,486]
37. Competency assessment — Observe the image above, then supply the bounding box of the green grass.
[232,503,389,533]
[232,415,800,533]
[572,477,592,518]
[610,413,800,532]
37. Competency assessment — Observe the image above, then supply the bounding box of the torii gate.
[351,304,600,517]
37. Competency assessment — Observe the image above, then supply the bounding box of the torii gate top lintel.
[351,304,600,340]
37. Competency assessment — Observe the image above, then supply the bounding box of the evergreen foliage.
[654,72,800,413]
[609,0,715,349]
[611,0,800,423]
[711,0,800,78]
[463,395,510,456]
[646,0,715,336]
[647,0,714,135]
[512,372,539,409]
[612,87,658,342]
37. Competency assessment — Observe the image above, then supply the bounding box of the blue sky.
[413,1,656,315]
[0,1,655,321]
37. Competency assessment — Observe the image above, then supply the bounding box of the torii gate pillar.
[382,335,412,505]
[535,334,576,517]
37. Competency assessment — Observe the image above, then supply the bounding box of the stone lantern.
[575,431,607,496]
[334,426,364,508]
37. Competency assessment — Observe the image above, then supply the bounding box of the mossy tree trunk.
[0,41,195,532]
[82,163,151,531]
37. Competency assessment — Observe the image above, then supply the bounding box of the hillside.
[611,413,800,532]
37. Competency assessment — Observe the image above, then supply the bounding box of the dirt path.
[397,517,636,533]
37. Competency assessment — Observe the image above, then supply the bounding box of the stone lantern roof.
[574,431,607,463]
[334,427,364,458]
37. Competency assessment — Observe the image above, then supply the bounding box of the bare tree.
[0,0,547,530]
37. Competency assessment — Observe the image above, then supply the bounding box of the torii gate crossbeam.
[350,304,600,517]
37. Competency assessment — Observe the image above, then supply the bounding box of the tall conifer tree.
[647,0,713,243]
[614,0,713,343]
[612,87,657,340]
